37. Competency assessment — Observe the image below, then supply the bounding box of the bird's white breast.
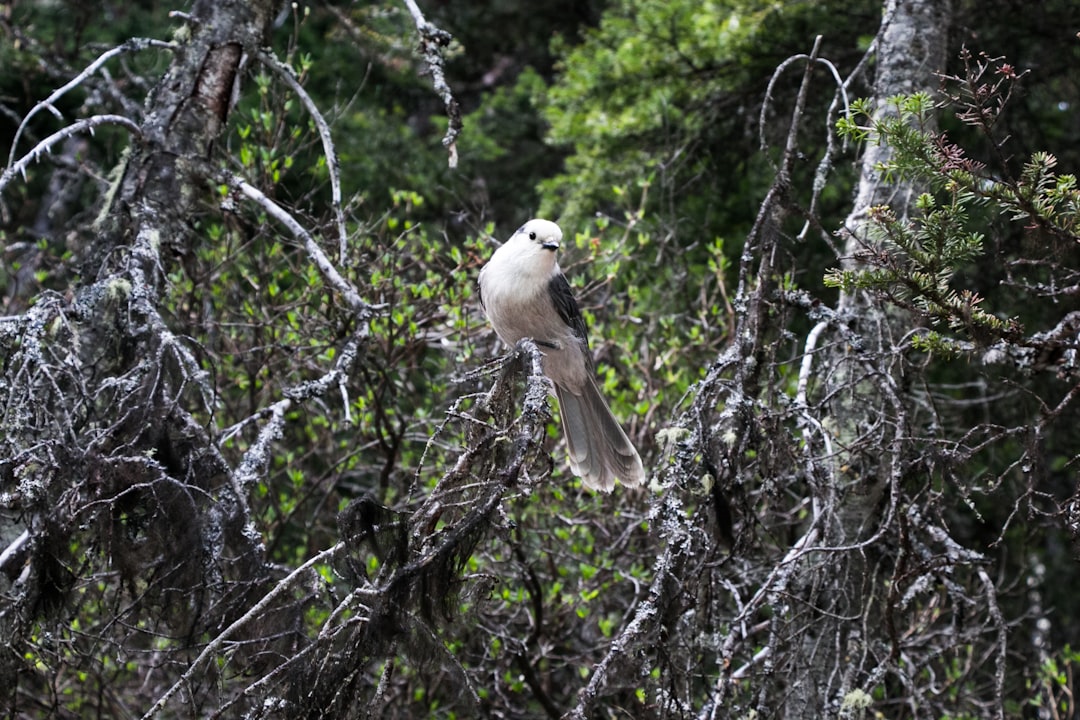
[479,239,588,387]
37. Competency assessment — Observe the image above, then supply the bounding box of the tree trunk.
[786,0,952,717]
[1,0,276,709]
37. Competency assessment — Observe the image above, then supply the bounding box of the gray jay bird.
[477,218,646,492]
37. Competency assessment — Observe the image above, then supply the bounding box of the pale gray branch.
[221,171,380,319]
[140,542,346,720]
[8,38,173,166]
[0,115,142,196]
[255,49,350,263]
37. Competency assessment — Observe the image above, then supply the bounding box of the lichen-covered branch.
[401,0,463,167]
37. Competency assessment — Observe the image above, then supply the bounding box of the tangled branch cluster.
[2,2,1078,719]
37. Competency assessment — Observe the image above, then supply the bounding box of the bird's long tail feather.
[556,379,645,492]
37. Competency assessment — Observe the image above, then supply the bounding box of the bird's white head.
[481,218,564,290]
[510,218,563,254]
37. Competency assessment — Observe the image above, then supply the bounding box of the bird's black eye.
[529,232,537,240]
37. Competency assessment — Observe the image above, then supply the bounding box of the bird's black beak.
[541,241,560,251]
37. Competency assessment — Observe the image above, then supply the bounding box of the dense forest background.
[2,0,1080,718]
